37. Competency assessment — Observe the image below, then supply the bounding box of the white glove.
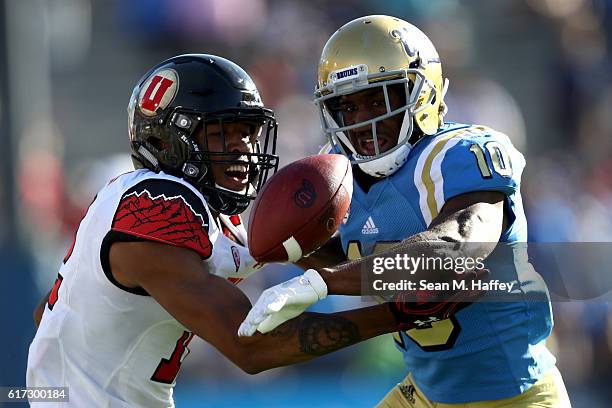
[237,269,327,336]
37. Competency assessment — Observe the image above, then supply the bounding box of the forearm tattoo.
[297,315,361,356]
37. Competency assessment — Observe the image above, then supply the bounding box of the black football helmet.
[127,54,279,215]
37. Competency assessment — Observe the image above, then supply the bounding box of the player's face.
[196,121,261,192]
[329,85,405,156]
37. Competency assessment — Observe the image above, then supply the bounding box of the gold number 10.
[469,142,513,178]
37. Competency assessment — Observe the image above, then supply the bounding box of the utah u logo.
[138,69,179,116]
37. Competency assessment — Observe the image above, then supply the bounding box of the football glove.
[237,269,327,336]
[388,268,489,331]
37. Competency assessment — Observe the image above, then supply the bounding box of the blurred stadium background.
[1,0,611,407]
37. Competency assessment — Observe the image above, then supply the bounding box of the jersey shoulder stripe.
[414,126,469,225]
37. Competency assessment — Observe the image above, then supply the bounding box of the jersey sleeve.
[110,178,213,259]
[440,130,525,202]
[416,126,525,225]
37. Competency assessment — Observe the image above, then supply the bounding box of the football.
[248,154,353,263]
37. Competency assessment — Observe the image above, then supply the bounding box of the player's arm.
[238,191,506,335]
[241,133,523,334]
[320,190,507,295]
[33,290,50,327]
[319,132,521,295]
[110,240,397,374]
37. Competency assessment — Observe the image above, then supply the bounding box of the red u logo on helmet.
[138,69,179,116]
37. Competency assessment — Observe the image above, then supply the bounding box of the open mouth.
[356,134,390,156]
[224,164,249,184]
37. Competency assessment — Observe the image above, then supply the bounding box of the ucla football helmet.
[315,15,448,177]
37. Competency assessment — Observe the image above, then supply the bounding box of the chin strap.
[356,143,412,177]
[201,184,252,216]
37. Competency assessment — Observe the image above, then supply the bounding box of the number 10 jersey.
[338,122,555,404]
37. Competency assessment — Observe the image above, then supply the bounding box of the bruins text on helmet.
[128,54,279,215]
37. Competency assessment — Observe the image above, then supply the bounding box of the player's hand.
[237,269,327,336]
[388,268,490,331]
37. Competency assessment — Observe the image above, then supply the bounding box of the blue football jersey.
[338,122,555,403]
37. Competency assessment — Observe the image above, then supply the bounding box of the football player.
[240,16,572,407]
[26,54,407,407]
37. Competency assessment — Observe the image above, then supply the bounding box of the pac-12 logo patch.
[231,245,241,272]
[138,69,179,116]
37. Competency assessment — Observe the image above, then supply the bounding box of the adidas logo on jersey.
[361,216,379,235]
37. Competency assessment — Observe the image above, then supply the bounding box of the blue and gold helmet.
[315,16,448,177]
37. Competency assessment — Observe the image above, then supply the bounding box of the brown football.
[248,154,353,263]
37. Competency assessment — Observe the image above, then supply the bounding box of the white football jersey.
[27,169,258,407]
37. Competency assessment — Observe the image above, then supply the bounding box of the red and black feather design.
[112,183,212,259]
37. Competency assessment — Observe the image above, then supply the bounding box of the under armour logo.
[413,316,440,329]
[399,384,416,403]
